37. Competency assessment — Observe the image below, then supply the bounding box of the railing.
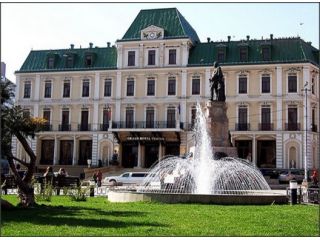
[111,121,178,129]
[235,123,250,131]
[285,123,301,131]
[59,124,71,131]
[311,124,318,133]
[258,123,274,131]
[78,124,91,131]
[100,123,109,131]
[42,124,52,131]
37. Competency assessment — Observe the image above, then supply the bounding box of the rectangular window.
[217,49,225,62]
[191,108,197,129]
[168,77,176,95]
[61,109,70,131]
[80,110,89,131]
[78,140,92,165]
[43,109,51,123]
[59,140,73,165]
[261,74,270,93]
[260,107,271,130]
[262,47,271,61]
[148,50,156,65]
[44,81,51,98]
[288,74,297,93]
[127,79,134,96]
[192,78,200,95]
[311,77,315,94]
[287,107,298,130]
[103,108,110,124]
[47,57,55,69]
[40,140,54,165]
[104,79,112,97]
[240,48,248,62]
[146,108,155,128]
[238,107,248,130]
[167,108,176,128]
[24,81,31,98]
[238,76,247,94]
[169,49,176,64]
[126,108,134,128]
[147,78,155,96]
[85,55,93,67]
[82,80,90,97]
[128,51,135,66]
[63,81,70,98]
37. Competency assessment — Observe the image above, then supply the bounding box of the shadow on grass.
[2,205,168,229]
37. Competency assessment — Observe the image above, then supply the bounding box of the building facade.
[13,8,319,175]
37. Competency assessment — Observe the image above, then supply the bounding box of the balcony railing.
[258,123,274,131]
[111,121,178,129]
[285,123,301,131]
[100,123,110,131]
[59,124,71,131]
[235,123,250,131]
[78,124,91,131]
[42,124,52,131]
[311,124,318,132]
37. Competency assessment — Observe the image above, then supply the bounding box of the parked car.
[278,170,305,184]
[103,172,148,185]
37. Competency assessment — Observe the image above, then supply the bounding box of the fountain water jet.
[137,104,271,195]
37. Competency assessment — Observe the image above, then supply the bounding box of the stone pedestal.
[206,101,238,158]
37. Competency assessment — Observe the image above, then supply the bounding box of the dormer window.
[47,57,55,69]
[65,55,74,68]
[239,47,248,62]
[217,49,225,62]
[85,55,93,67]
[262,46,271,61]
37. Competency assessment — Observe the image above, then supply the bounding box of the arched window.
[289,146,297,168]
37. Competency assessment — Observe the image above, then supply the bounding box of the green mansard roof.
[17,46,117,73]
[188,37,319,67]
[120,8,200,43]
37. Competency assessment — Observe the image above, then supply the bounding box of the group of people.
[43,166,68,178]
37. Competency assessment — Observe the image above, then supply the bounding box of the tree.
[1,79,45,207]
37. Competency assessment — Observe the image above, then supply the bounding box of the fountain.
[108,63,287,204]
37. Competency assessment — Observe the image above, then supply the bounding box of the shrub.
[68,187,87,202]
[36,184,53,202]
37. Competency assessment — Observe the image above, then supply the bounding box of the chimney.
[70,44,74,49]
[228,36,231,42]
[89,42,93,48]
[207,37,211,43]
[246,35,250,41]
[107,42,111,47]
[270,34,273,40]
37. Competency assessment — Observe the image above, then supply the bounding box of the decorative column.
[53,135,58,165]
[72,135,77,166]
[139,43,144,67]
[137,142,142,168]
[115,71,122,122]
[252,135,257,165]
[34,74,41,117]
[159,43,164,67]
[116,45,123,69]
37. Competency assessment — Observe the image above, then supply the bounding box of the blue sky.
[1,2,319,82]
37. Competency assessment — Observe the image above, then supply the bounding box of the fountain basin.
[108,190,288,205]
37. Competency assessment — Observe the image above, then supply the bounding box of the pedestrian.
[97,170,103,187]
[311,169,318,186]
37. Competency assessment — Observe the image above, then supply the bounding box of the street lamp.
[302,81,311,185]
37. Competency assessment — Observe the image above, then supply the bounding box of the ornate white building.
[13,8,319,175]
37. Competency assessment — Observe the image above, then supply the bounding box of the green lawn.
[1,195,319,237]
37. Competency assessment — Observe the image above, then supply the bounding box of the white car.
[103,172,148,185]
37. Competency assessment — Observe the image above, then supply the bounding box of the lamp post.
[302,82,311,185]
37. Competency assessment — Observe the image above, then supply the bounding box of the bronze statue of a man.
[209,62,226,102]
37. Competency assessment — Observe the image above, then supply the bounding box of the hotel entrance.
[144,143,159,168]
[122,142,138,168]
